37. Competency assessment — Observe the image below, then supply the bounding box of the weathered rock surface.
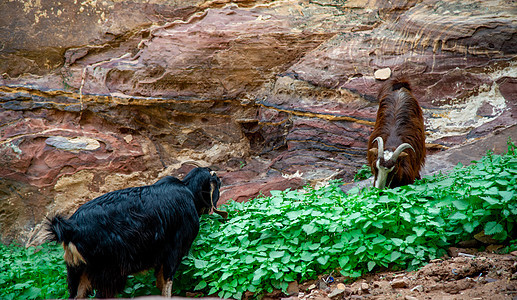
[0,0,516,243]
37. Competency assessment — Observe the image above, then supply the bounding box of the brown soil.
[263,248,517,300]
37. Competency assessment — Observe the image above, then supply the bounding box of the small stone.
[45,136,100,152]
[448,246,461,257]
[317,280,329,291]
[390,278,407,288]
[328,288,345,298]
[410,285,423,292]
[510,250,517,257]
[287,281,299,295]
[486,244,504,252]
[360,283,369,291]
[374,67,391,80]
[474,230,498,244]
[123,134,133,143]
[336,283,346,290]
[307,284,317,290]
[405,296,418,300]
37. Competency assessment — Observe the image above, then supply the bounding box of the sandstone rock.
[360,283,369,291]
[287,281,299,296]
[390,279,408,289]
[474,230,499,244]
[374,68,391,80]
[45,136,101,152]
[328,288,345,298]
[410,285,424,292]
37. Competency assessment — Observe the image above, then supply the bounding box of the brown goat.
[367,78,426,189]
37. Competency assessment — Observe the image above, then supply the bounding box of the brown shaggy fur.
[367,78,426,188]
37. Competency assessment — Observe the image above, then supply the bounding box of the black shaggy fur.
[48,167,221,298]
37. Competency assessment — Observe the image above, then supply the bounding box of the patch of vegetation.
[174,138,517,298]
[0,242,160,299]
[1,139,515,299]
[353,164,373,181]
[0,242,67,300]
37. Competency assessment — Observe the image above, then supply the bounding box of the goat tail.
[47,215,73,243]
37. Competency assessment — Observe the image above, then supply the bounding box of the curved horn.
[372,137,385,158]
[391,143,414,161]
[209,180,228,218]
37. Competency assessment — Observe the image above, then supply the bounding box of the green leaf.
[354,246,366,255]
[372,235,387,244]
[438,178,455,187]
[406,235,417,244]
[391,238,404,246]
[300,252,313,261]
[463,222,475,233]
[194,259,208,268]
[450,211,467,220]
[245,255,255,264]
[269,190,283,197]
[390,251,402,262]
[286,211,302,220]
[302,223,318,235]
[194,280,207,291]
[252,268,267,282]
[414,227,426,237]
[320,235,331,244]
[317,255,329,266]
[452,199,469,210]
[499,191,514,202]
[338,256,350,268]
[481,196,500,205]
[367,261,376,272]
[270,251,285,259]
[400,212,412,222]
[484,222,503,235]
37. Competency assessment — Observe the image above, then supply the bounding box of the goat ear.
[399,152,408,158]
[368,148,378,156]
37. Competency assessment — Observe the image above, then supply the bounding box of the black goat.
[48,167,223,298]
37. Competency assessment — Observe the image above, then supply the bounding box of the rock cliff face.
[1,0,516,243]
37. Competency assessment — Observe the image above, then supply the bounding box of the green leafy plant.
[122,271,160,297]
[0,242,67,300]
[2,138,515,300]
[354,164,373,181]
[173,138,517,298]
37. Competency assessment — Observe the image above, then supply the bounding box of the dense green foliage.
[0,242,67,300]
[1,139,515,299]
[175,139,517,298]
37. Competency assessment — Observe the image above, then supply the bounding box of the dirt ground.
[262,247,517,300]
